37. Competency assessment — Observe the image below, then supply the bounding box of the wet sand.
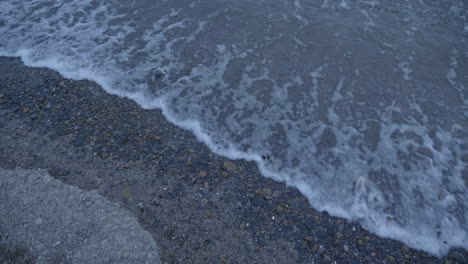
[0,56,465,263]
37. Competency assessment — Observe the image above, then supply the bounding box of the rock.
[338,223,344,232]
[344,245,349,252]
[199,171,207,177]
[263,188,272,196]
[223,161,236,172]
[448,248,468,264]
[153,71,164,80]
[22,107,30,113]
[272,190,280,197]
[304,236,313,242]
[264,195,272,200]
[30,113,38,120]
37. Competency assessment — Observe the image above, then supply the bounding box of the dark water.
[1,0,467,255]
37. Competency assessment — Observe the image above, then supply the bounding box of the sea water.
[0,0,467,256]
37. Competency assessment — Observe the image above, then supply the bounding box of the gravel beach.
[0,56,466,263]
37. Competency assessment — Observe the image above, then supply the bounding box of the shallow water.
[1,0,467,256]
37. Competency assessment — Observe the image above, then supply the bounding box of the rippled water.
[1,0,467,255]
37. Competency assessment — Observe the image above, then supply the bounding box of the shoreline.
[0,56,465,263]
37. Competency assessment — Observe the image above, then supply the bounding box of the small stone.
[336,232,343,238]
[0,94,4,98]
[272,190,280,197]
[44,103,52,110]
[199,171,208,177]
[204,182,209,189]
[221,171,228,177]
[304,236,313,242]
[204,211,214,217]
[358,239,363,245]
[154,71,164,80]
[30,113,38,120]
[264,195,272,200]
[387,255,394,261]
[386,216,393,221]
[223,161,236,172]
[344,245,349,252]
[154,136,161,140]
[263,188,272,195]
[370,252,376,257]
[34,218,43,225]
[324,255,331,262]
[338,223,344,232]
[404,254,410,259]
[22,107,30,113]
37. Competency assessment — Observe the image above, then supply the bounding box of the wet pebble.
[223,161,236,172]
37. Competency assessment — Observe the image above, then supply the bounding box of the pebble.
[263,188,272,195]
[338,223,344,232]
[223,161,236,172]
[199,171,207,177]
[30,113,38,120]
[344,245,349,252]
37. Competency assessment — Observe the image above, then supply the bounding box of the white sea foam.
[1,0,467,257]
